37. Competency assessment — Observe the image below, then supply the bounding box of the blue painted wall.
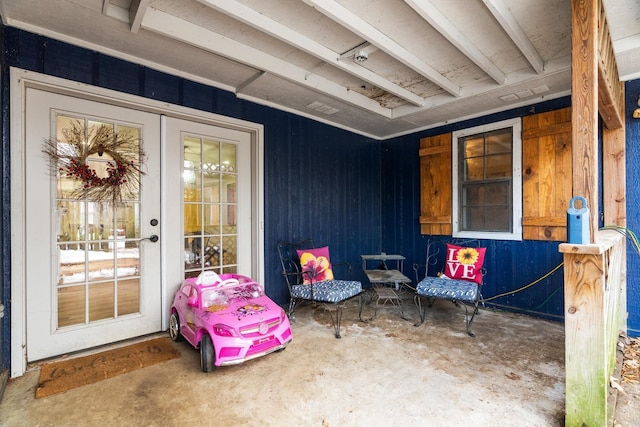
[625,79,640,336]
[2,25,639,369]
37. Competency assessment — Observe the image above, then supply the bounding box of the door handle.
[141,234,159,243]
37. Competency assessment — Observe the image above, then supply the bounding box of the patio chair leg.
[414,294,426,327]
[464,303,479,337]
[358,292,371,322]
[324,304,343,339]
[287,299,298,323]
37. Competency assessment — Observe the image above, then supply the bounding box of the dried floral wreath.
[42,120,146,204]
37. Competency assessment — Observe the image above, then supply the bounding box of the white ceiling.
[1,0,638,139]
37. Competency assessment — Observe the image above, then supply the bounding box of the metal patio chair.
[413,239,486,336]
[277,239,363,338]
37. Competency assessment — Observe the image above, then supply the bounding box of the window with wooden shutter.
[419,107,572,241]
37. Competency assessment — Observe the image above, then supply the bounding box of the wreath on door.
[42,120,146,204]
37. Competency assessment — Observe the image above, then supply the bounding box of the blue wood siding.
[625,79,640,336]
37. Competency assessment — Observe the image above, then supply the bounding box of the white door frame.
[10,68,264,377]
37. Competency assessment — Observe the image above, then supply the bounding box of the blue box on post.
[567,196,590,244]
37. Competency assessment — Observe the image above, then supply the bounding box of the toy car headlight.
[213,324,235,337]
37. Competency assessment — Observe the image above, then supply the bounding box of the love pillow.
[443,244,486,284]
[296,246,335,284]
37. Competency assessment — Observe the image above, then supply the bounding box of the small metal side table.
[360,254,411,321]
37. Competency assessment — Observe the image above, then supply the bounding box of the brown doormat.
[35,337,180,398]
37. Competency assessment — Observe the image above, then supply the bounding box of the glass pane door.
[183,135,238,278]
[55,116,144,328]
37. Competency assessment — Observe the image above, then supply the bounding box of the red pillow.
[443,244,486,284]
[296,246,335,284]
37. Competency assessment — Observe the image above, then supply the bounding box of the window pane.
[184,203,200,233]
[485,153,511,179]
[222,235,237,267]
[59,244,87,284]
[116,125,141,163]
[89,282,115,322]
[116,203,139,239]
[202,236,221,268]
[464,158,484,181]
[58,285,86,327]
[184,136,202,169]
[485,181,510,204]
[485,129,512,154]
[57,201,85,243]
[116,242,139,278]
[485,206,511,231]
[88,251,114,282]
[221,142,236,172]
[202,139,220,167]
[203,173,219,203]
[204,204,220,234]
[461,206,484,230]
[117,278,140,316]
[463,136,484,158]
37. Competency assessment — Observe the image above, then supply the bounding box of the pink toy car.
[169,271,292,372]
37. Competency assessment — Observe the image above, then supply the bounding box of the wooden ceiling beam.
[141,7,392,118]
[129,0,150,34]
[303,0,461,97]
[482,0,544,74]
[404,0,506,84]
[198,0,426,107]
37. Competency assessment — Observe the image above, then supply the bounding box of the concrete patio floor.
[0,295,638,426]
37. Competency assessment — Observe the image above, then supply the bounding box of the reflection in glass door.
[54,115,143,328]
[183,135,238,278]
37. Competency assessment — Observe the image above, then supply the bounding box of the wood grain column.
[571,0,599,243]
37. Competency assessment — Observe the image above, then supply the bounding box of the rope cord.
[600,225,640,258]
[482,261,564,302]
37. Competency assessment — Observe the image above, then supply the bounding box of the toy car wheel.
[168,312,183,342]
[200,333,216,372]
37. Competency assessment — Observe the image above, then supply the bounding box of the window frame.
[452,117,522,241]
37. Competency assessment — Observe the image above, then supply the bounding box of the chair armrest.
[413,263,427,283]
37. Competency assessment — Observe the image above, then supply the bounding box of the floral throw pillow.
[443,244,486,284]
[296,246,335,284]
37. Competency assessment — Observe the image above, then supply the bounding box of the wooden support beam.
[571,0,599,244]
[561,230,625,426]
[602,113,626,227]
[597,2,625,130]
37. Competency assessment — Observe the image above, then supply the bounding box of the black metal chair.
[277,239,363,338]
[413,239,486,336]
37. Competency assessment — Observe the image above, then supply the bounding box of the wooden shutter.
[522,107,572,241]
[419,133,452,235]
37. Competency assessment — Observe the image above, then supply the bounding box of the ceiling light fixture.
[354,50,368,63]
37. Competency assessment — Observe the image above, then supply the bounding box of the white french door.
[163,117,253,279]
[25,89,162,361]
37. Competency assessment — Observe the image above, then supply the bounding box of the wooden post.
[560,230,625,426]
[602,120,627,335]
[571,0,599,243]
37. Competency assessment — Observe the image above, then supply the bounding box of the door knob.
[141,234,159,243]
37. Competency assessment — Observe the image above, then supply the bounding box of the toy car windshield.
[201,282,265,308]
